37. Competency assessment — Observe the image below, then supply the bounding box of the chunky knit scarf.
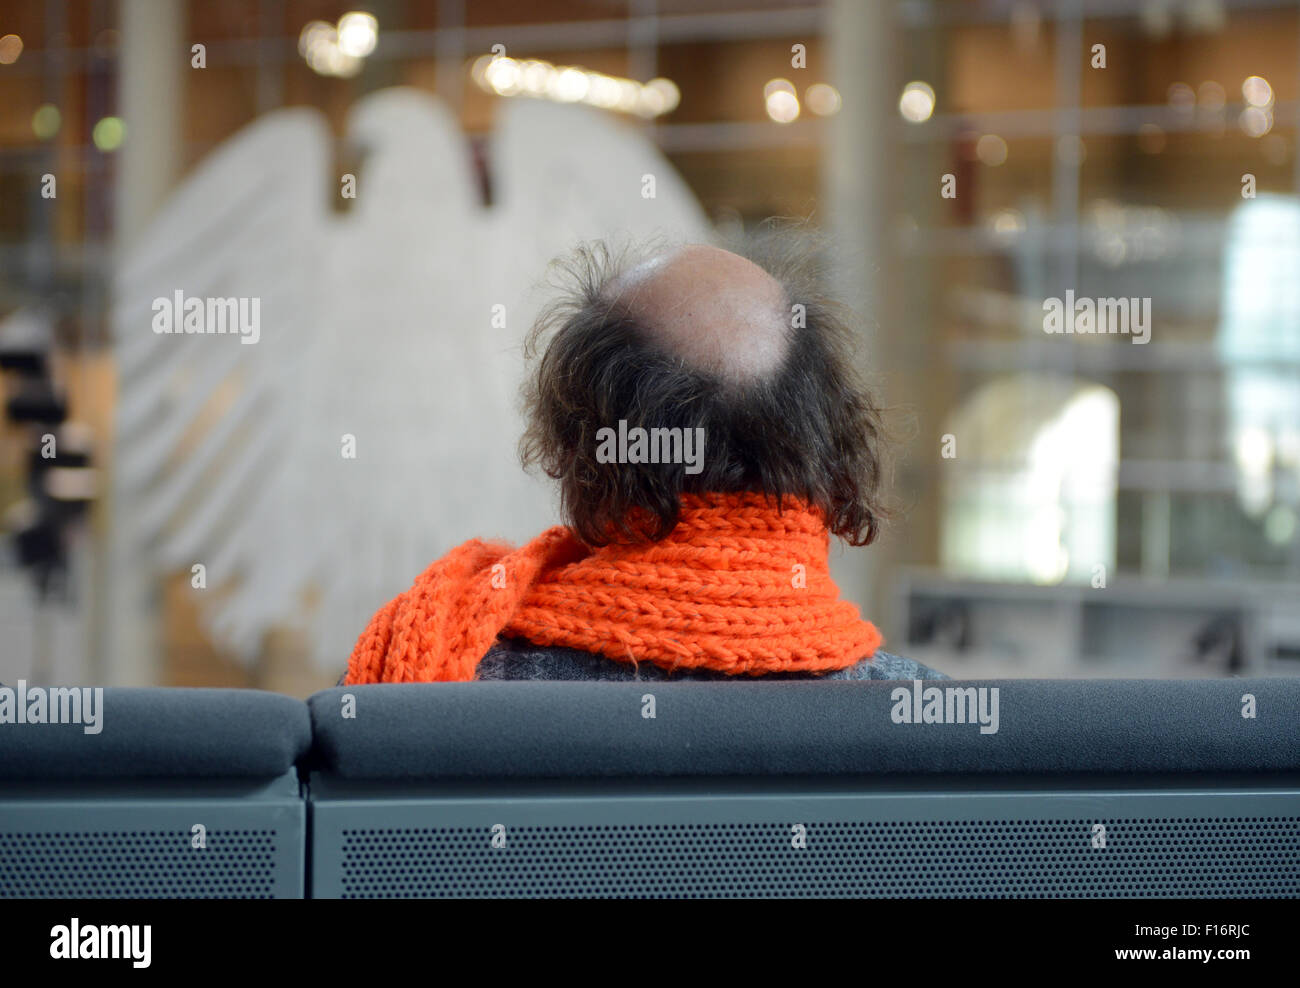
[344,491,882,684]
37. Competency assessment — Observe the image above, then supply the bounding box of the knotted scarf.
[345,491,882,683]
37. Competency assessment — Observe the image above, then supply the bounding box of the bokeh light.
[899,81,936,123]
[0,34,22,65]
[764,79,799,123]
[31,104,61,140]
[92,116,125,152]
[805,83,842,117]
[976,134,1008,165]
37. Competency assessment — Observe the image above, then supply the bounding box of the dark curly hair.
[519,225,893,547]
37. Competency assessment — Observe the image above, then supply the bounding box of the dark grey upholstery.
[307,678,1300,780]
[0,688,311,780]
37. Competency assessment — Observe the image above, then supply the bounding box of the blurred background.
[1,0,1298,693]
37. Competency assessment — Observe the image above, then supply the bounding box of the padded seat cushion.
[0,687,311,780]
[307,678,1300,780]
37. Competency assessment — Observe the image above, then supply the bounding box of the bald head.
[605,244,790,382]
[523,232,889,547]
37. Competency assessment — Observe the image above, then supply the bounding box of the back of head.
[520,227,890,547]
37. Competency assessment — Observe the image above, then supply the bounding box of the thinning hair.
[519,224,893,547]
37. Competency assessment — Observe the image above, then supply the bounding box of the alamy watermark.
[1043,290,1151,344]
[890,680,1000,734]
[50,919,150,967]
[151,290,261,344]
[595,419,704,475]
[0,680,104,734]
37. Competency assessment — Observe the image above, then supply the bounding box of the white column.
[116,0,185,248]
[96,0,186,685]
[822,0,897,623]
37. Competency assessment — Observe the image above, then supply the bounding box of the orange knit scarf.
[344,491,882,684]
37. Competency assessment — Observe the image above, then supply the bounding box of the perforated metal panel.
[311,784,1300,898]
[0,829,285,898]
[0,772,305,898]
